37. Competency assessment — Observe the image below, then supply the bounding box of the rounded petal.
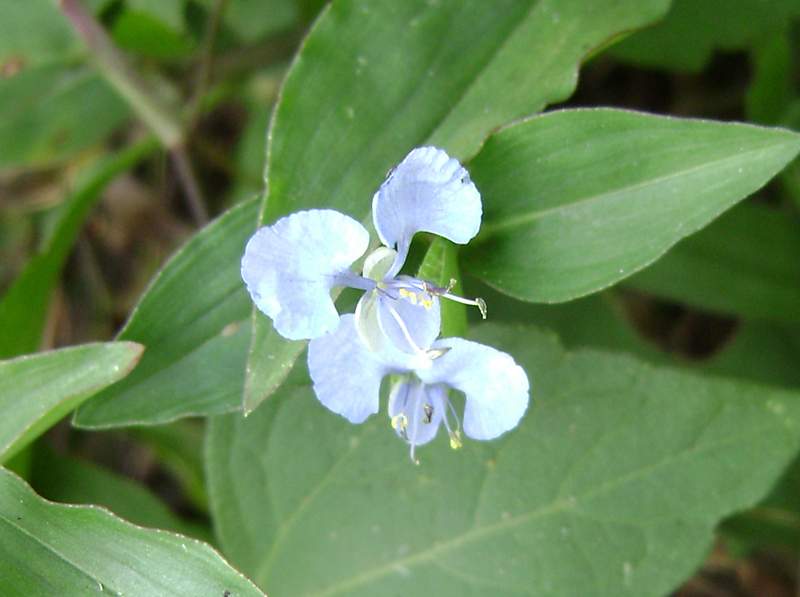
[419,338,530,440]
[241,209,369,340]
[308,315,389,424]
[372,146,481,262]
[376,290,441,354]
[388,380,444,447]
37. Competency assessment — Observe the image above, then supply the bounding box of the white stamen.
[386,304,427,356]
[418,278,487,319]
[439,292,487,319]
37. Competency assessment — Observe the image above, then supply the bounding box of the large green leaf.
[610,0,800,72]
[246,0,672,412]
[463,109,800,302]
[73,199,258,428]
[627,203,800,323]
[0,137,157,359]
[0,343,142,464]
[0,467,263,596]
[207,324,800,596]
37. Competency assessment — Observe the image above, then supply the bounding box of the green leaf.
[230,101,271,202]
[76,321,250,428]
[216,0,300,42]
[746,31,794,126]
[0,0,83,68]
[0,137,158,359]
[207,324,800,595]
[701,317,800,553]
[610,0,800,72]
[722,453,800,554]
[463,278,660,359]
[111,11,195,59]
[128,421,209,512]
[627,203,800,323]
[463,109,800,303]
[416,238,468,337]
[706,320,800,389]
[73,199,259,428]
[125,0,186,33]
[247,0,672,411]
[0,64,131,169]
[30,448,210,543]
[242,323,306,416]
[0,342,143,464]
[0,467,263,595]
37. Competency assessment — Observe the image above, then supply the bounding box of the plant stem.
[59,0,209,224]
[188,0,231,127]
[171,146,209,224]
[59,0,184,149]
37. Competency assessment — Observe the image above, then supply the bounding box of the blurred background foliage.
[1,0,799,595]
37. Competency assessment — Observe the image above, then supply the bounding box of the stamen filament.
[420,278,487,319]
[440,292,487,319]
[439,392,463,451]
[386,304,427,356]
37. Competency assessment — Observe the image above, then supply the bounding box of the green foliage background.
[1,0,800,595]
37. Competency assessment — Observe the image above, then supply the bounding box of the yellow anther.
[391,414,408,432]
[398,288,417,305]
[449,430,463,450]
[399,287,433,310]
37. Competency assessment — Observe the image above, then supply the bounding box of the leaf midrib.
[0,513,109,593]
[477,141,797,239]
[301,419,787,596]
[268,0,543,225]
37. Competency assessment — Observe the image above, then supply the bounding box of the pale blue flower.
[241,147,485,346]
[308,315,530,461]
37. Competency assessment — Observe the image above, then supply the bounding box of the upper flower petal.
[372,146,481,271]
[308,314,391,424]
[418,338,529,440]
[241,209,369,340]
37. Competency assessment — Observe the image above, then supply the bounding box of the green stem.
[58,0,184,148]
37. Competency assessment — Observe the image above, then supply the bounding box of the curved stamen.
[385,303,428,356]
[438,390,463,450]
[389,277,486,318]
[409,384,425,465]
[418,278,487,319]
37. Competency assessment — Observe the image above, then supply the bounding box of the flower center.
[389,379,463,464]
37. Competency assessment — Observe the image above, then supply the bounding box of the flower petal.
[241,209,369,340]
[419,338,529,440]
[388,380,444,447]
[308,314,390,424]
[376,289,441,353]
[372,146,481,269]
